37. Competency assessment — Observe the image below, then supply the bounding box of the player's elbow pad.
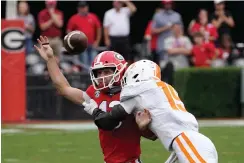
[92,109,121,131]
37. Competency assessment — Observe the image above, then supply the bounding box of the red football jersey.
[192,42,216,67]
[86,85,141,163]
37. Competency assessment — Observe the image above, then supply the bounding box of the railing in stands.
[26,73,92,120]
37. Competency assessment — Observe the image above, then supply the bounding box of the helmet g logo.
[114,53,124,61]
[1,28,25,53]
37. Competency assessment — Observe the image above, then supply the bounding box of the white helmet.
[121,60,161,87]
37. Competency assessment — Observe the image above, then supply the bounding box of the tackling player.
[34,36,156,163]
[84,60,218,163]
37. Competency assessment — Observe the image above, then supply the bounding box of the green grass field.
[2,124,244,163]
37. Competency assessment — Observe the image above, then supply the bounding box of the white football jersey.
[120,79,199,151]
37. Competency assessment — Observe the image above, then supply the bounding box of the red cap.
[45,0,57,5]
[162,0,173,4]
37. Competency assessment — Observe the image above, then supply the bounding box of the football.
[63,30,88,55]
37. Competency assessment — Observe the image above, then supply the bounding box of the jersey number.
[157,81,187,112]
[99,101,120,112]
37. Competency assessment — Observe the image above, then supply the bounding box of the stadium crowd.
[16,0,244,75]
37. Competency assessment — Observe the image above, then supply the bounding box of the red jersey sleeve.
[86,85,95,99]
[144,20,152,37]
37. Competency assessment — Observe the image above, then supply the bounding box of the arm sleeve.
[144,21,152,37]
[82,86,95,105]
[92,97,138,130]
[92,104,129,131]
[120,97,138,114]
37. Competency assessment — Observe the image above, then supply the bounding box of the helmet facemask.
[90,62,127,91]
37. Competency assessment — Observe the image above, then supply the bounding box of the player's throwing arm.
[34,36,90,105]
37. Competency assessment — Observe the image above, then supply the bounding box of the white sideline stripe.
[1,129,24,134]
[16,123,97,131]
[2,120,244,133]
[199,120,244,127]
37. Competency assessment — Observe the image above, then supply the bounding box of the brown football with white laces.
[63,30,88,55]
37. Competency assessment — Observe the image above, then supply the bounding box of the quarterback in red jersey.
[86,51,143,163]
[35,36,155,163]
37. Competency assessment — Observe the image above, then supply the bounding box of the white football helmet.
[121,60,161,87]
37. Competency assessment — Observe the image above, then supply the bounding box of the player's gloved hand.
[135,109,152,131]
[82,99,98,115]
[165,152,178,163]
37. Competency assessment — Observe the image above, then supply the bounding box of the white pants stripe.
[172,131,218,163]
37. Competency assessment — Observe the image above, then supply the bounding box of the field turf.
[2,122,244,163]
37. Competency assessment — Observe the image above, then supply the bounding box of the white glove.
[165,152,178,163]
[82,99,98,115]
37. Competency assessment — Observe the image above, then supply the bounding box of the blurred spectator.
[189,9,218,43]
[211,0,235,44]
[17,1,35,55]
[103,0,137,62]
[151,0,183,63]
[164,23,192,70]
[192,32,216,67]
[38,0,63,59]
[218,34,241,65]
[144,6,161,65]
[26,53,41,73]
[67,1,102,67]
